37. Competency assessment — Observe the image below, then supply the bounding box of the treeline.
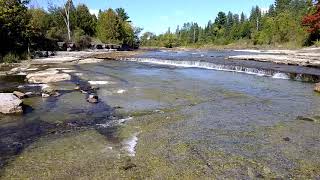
[141,0,320,48]
[0,0,141,63]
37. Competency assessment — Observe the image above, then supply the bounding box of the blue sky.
[30,0,275,34]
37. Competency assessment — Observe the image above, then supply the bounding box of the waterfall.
[122,58,319,82]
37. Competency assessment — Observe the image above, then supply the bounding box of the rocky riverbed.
[228,48,320,67]
[0,49,320,179]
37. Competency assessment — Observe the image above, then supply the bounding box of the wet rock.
[26,70,71,84]
[87,94,99,103]
[314,83,320,93]
[0,93,23,114]
[13,91,26,99]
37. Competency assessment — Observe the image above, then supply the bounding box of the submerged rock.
[87,94,99,103]
[0,93,23,114]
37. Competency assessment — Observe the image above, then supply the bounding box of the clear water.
[0,51,320,178]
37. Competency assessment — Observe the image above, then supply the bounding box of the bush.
[315,40,320,47]
[2,53,20,63]
[73,28,92,50]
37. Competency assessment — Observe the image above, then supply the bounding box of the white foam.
[96,117,133,128]
[88,81,110,85]
[17,72,27,75]
[74,73,83,76]
[118,117,133,124]
[122,133,139,157]
[272,73,290,80]
[116,89,126,94]
[124,58,275,77]
[62,69,76,73]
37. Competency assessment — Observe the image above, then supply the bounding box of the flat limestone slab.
[26,70,71,84]
[0,93,23,114]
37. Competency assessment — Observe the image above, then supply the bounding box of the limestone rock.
[26,70,71,84]
[0,93,23,114]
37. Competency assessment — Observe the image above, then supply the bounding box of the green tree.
[96,8,122,44]
[0,0,30,57]
[215,12,227,28]
[116,8,130,22]
[75,4,97,36]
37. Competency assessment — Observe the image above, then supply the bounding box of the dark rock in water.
[314,83,320,93]
[13,91,26,99]
[283,137,291,142]
[87,94,99,103]
[0,93,23,114]
[297,116,320,122]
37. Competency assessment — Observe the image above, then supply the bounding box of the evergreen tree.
[75,4,97,36]
[215,12,227,28]
[96,8,122,43]
[116,8,130,22]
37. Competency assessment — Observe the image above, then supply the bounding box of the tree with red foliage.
[302,0,320,33]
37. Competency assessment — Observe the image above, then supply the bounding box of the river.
[0,50,320,179]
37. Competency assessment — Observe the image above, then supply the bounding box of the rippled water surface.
[0,50,320,179]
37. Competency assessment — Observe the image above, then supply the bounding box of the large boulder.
[0,93,23,114]
[26,70,71,84]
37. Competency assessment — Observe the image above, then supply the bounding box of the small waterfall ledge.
[122,58,320,82]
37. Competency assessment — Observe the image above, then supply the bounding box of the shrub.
[2,53,20,63]
[73,28,92,50]
[315,40,320,47]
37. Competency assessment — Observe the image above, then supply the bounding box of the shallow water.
[1,50,320,179]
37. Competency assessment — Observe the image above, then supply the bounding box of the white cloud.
[89,9,99,17]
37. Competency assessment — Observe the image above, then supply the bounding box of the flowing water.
[0,50,320,179]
